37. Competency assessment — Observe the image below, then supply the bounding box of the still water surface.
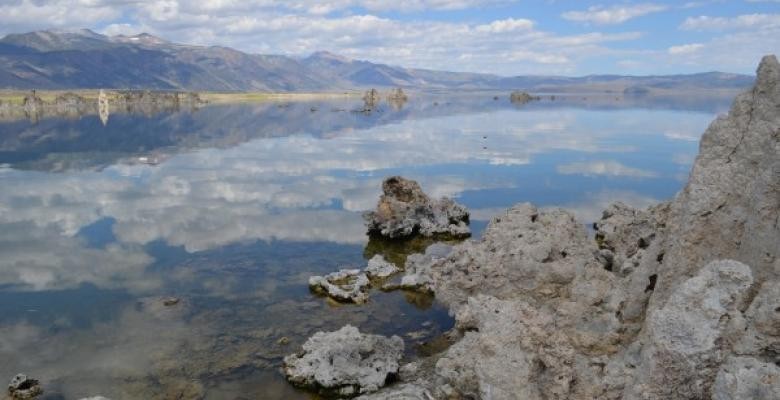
[0,94,731,399]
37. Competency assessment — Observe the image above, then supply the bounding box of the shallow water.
[0,94,733,399]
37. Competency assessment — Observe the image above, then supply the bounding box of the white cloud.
[562,3,668,25]
[681,13,780,31]
[556,160,658,178]
[668,43,704,55]
[0,0,647,75]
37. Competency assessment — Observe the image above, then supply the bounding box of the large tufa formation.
[509,90,539,104]
[283,325,404,397]
[363,89,381,110]
[355,55,780,399]
[364,176,470,239]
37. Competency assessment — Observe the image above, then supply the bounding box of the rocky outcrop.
[363,89,380,110]
[354,55,780,400]
[309,269,371,304]
[283,325,404,397]
[7,374,42,400]
[509,91,539,104]
[364,176,470,239]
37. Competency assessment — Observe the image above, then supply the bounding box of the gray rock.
[309,269,370,304]
[429,203,596,310]
[364,176,470,239]
[654,55,780,306]
[355,383,432,400]
[713,357,780,400]
[364,255,400,280]
[7,374,42,400]
[434,295,575,400]
[283,325,404,396]
[398,244,453,293]
[628,260,754,399]
[357,55,780,400]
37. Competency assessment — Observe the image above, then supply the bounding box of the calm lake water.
[0,93,733,399]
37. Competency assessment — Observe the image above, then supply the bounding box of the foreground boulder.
[354,55,780,400]
[284,325,404,397]
[364,176,470,239]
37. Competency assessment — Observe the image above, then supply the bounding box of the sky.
[0,0,778,76]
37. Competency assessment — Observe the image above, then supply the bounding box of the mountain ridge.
[0,29,756,92]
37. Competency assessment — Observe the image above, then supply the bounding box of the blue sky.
[0,0,778,76]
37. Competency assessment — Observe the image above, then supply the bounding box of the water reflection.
[0,93,731,399]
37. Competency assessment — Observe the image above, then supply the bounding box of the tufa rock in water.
[7,374,42,400]
[364,176,470,239]
[354,55,780,400]
[363,255,400,280]
[509,91,539,104]
[309,269,371,304]
[363,88,381,110]
[283,325,404,397]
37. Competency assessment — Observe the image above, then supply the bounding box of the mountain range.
[0,29,755,92]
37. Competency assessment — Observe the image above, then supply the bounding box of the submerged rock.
[309,269,371,304]
[364,176,470,239]
[7,374,42,400]
[283,325,404,396]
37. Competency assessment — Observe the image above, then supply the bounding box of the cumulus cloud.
[561,3,668,25]
[681,13,780,31]
[0,0,648,75]
[668,43,704,55]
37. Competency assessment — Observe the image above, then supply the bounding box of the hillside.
[0,29,755,92]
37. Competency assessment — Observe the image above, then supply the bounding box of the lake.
[0,93,733,399]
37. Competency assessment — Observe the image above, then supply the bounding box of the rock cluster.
[7,374,42,400]
[364,176,470,239]
[283,325,404,397]
[509,91,539,104]
[349,55,780,399]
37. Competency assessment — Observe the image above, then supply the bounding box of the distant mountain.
[0,29,756,92]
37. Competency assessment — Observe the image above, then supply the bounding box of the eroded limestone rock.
[713,357,780,400]
[309,269,370,304]
[364,255,400,280]
[342,56,780,400]
[364,177,470,239]
[283,325,404,396]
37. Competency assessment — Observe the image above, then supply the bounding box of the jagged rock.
[328,56,780,400]
[434,295,575,400]
[283,325,404,396]
[713,357,780,400]
[7,374,42,400]
[627,260,754,399]
[654,55,780,306]
[364,176,470,239]
[364,255,400,280]
[430,203,596,310]
[309,269,370,304]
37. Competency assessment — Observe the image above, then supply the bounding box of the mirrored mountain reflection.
[0,93,733,399]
